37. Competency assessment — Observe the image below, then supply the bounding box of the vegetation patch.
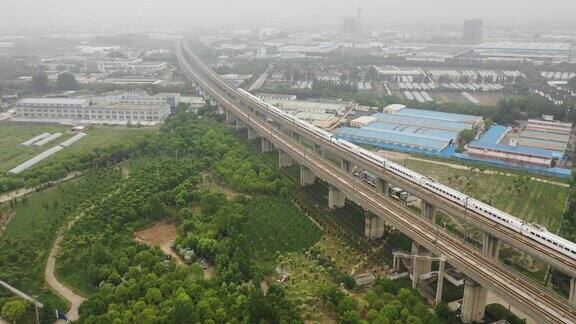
[0,124,154,195]
[242,197,321,272]
[0,168,122,311]
[403,158,568,231]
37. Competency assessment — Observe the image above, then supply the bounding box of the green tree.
[56,73,80,91]
[31,72,50,93]
[459,128,476,145]
[340,273,357,290]
[434,301,450,320]
[39,301,56,324]
[568,77,576,91]
[1,300,27,323]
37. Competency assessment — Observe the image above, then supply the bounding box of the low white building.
[351,116,377,128]
[94,90,180,108]
[526,118,572,134]
[87,58,168,74]
[14,94,171,123]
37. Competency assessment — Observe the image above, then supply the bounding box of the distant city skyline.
[1,0,576,33]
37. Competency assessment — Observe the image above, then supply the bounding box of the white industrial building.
[94,90,180,108]
[14,91,172,124]
[87,58,168,74]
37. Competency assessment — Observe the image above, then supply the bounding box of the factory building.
[335,105,482,155]
[179,96,206,112]
[526,117,572,134]
[473,42,571,61]
[465,125,565,168]
[14,92,172,124]
[86,58,168,74]
[94,90,180,108]
[465,116,572,169]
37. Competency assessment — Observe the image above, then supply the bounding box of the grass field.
[0,169,122,310]
[402,158,568,231]
[0,124,69,171]
[0,124,156,173]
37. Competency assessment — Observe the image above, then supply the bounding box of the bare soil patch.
[134,221,185,266]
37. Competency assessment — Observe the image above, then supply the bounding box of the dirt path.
[45,212,86,322]
[134,222,186,266]
[0,171,80,205]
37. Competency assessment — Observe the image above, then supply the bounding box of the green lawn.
[0,124,156,173]
[402,158,568,231]
[0,124,69,171]
[0,169,122,311]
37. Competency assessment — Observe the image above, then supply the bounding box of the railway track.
[177,40,576,323]
[183,45,576,278]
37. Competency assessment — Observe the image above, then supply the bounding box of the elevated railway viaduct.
[177,39,576,323]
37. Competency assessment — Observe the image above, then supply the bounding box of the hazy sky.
[1,0,576,33]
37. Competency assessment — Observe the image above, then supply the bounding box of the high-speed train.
[180,42,576,260]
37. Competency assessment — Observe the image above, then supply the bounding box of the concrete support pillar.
[569,278,576,308]
[435,259,445,306]
[421,201,436,222]
[225,109,236,125]
[482,233,501,259]
[340,159,351,173]
[300,166,316,187]
[313,144,324,157]
[261,138,273,153]
[411,243,432,289]
[328,185,345,209]
[217,102,225,114]
[376,178,389,196]
[236,118,247,129]
[247,127,258,140]
[364,212,385,239]
[279,150,293,168]
[461,277,487,323]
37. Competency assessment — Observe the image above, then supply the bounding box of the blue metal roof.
[371,113,471,133]
[363,122,457,142]
[474,125,508,145]
[334,127,449,151]
[395,108,482,125]
[469,125,563,159]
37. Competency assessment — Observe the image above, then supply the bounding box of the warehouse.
[473,42,571,61]
[334,105,481,155]
[465,125,564,168]
[13,92,172,124]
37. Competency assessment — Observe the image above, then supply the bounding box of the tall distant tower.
[356,8,362,31]
[342,17,357,34]
[463,19,482,43]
